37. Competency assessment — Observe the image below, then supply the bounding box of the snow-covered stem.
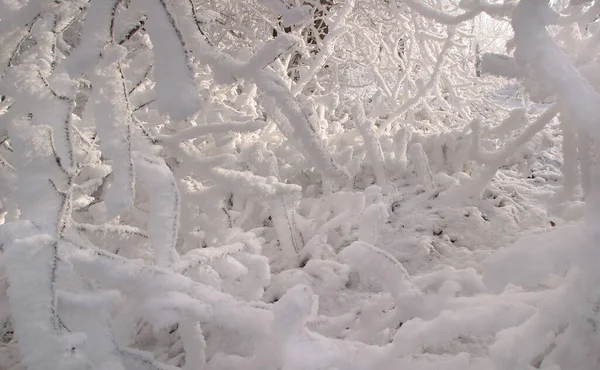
[511,0,600,139]
[74,222,149,239]
[244,143,302,267]
[381,27,456,132]
[270,198,302,268]
[196,45,350,184]
[556,112,579,202]
[578,133,593,199]
[134,152,180,267]
[132,0,202,120]
[180,318,206,370]
[457,103,559,199]
[156,120,267,144]
[398,0,514,25]
[408,143,434,191]
[86,58,136,222]
[3,234,79,370]
[290,0,355,97]
[395,128,411,173]
[353,104,390,192]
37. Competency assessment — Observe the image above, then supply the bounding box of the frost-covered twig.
[134,0,202,120]
[290,0,355,97]
[398,0,514,25]
[449,103,559,200]
[353,104,391,192]
[381,27,456,132]
[134,152,180,267]
[196,43,351,184]
[156,120,266,144]
[512,0,600,139]
[74,222,149,239]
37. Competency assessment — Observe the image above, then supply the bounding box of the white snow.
[3,0,600,369]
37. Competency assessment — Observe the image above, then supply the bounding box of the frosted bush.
[1,0,600,369]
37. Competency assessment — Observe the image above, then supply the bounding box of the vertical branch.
[0,15,41,78]
[270,199,302,267]
[408,143,434,191]
[65,0,136,221]
[2,234,66,370]
[448,104,559,201]
[512,0,600,139]
[556,112,579,202]
[395,128,411,173]
[139,0,202,120]
[290,0,355,97]
[578,133,593,199]
[381,27,456,132]
[353,104,391,192]
[63,0,122,77]
[87,56,136,221]
[179,317,206,370]
[243,143,302,267]
[134,153,180,267]
[2,69,85,369]
[195,39,350,184]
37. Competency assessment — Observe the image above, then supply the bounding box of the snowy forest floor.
[0,86,580,369]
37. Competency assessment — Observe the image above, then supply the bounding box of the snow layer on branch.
[483,223,580,293]
[480,53,523,79]
[354,105,389,191]
[58,290,125,370]
[512,0,600,138]
[134,153,180,267]
[87,58,135,221]
[257,0,311,25]
[390,301,535,357]
[0,0,45,36]
[179,318,206,370]
[70,250,273,332]
[157,120,266,144]
[136,0,202,120]
[8,123,63,229]
[242,34,303,78]
[290,0,354,97]
[0,28,30,77]
[337,241,412,299]
[140,291,211,330]
[358,186,390,245]
[205,167,302,199]
[63,0,120,77]
[2,232,84,370]
[197,47,350,183]
[174,242,246,275]
[70,251,192,297]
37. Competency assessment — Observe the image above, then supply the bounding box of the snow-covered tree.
[2,0,600,369]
